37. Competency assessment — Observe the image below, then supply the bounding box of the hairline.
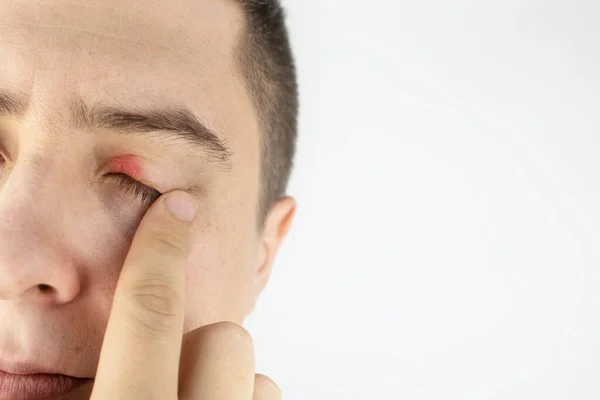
[231,4,270,229]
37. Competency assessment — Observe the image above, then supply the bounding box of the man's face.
[0,0,286,385]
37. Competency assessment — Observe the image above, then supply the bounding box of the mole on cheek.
[108,155,143,179]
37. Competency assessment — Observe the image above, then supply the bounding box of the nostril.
[38,284,52,293]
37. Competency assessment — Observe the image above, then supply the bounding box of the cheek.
[79,213,136,293]
[78,213,141,330]
[182,226,258,330]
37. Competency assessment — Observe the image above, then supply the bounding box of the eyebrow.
[0,90,232,167]
[0,90,27,117]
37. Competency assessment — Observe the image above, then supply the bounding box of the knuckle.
[149,233,187,255]
[122,281,182,334]
[130,279,182,316]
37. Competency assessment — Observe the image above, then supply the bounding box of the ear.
[251,196,296,305]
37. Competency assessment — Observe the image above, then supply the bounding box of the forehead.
[0,0,258,151]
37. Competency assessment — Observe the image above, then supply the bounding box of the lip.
[0,361,93,400]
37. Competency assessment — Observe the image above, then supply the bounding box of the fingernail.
[165,192,197,222]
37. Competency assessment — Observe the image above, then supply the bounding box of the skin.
[0,0,296,398]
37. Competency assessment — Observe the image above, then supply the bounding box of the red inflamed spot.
[108,155,143,179]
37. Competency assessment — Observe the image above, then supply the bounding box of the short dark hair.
[233,0,299,223]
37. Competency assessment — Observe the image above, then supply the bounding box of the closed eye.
[106,173,161,206]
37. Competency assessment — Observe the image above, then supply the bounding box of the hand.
[89,191,281,400]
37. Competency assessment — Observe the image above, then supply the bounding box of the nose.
[0,164,82,305]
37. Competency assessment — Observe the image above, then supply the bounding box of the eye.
[107,173,162,206]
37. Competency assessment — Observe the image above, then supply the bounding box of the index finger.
[90,191,197,400]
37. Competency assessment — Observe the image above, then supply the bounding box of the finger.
[253,374,282,400]
[91,191,197,400]
[178,322,255,400]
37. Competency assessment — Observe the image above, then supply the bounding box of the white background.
[245,1,600,399]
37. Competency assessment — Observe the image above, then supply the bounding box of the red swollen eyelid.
[108,155,143,180]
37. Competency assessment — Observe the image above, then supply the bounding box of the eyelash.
[107,173,162,206]
[0,151,161,205]
[0,152,160,204]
